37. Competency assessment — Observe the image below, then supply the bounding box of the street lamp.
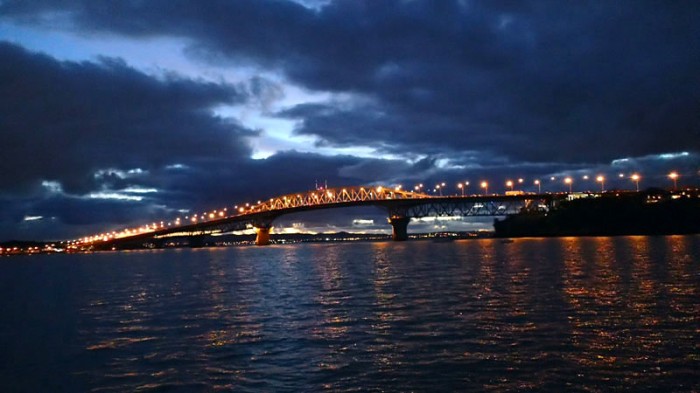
[464,181,470,194]
[481,181,488,195]
[534,179,541,193]
[596,175,605,192]
[457,183,464,196]
[564,177,573,193]
[436,184,442,196]
[506,180,514,192]
[631,174,640,191]
[669,172,679,189]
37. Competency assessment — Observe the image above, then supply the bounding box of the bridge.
[81,185,558,250]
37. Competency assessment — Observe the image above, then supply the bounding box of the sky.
[0,0,698,241]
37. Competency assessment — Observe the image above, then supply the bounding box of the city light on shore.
[596,175,605,192]
[669,172,679,189]
[631,174,641,191]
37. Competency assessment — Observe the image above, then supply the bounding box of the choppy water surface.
[1,236,698,392]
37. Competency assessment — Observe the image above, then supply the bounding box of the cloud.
[0,41,256,197]
[0,1,698,240]
[4,1,696,164]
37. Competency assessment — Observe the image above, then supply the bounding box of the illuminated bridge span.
[91,185,555,249]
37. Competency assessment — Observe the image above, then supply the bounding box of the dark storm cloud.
[0,41,255,196]
[2,0,698,163]
[1,1,699,240]
[0,40,434,239]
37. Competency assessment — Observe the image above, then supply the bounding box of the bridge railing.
[243,186,430,214]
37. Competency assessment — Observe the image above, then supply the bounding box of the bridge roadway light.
[518,178,524,184]
[564,177,573,193]
[506,180,513,192]
[458,183,464,196]
[534,179,541,193]
[435,184,442,196]
[596,175,605,192]
[480,181,488,195]
[669,172,679,189]
[631,174,640,191]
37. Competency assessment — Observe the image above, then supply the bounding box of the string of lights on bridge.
[69,171,686,247]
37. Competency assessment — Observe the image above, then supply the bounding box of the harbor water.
[1,236,698,392]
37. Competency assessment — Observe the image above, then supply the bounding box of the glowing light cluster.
[71,170,687,248]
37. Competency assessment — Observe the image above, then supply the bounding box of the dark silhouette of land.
[495,188,700,237]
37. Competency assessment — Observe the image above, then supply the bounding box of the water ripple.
[0,237,698,391]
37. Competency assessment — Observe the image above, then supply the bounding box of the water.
[1,236,698,392]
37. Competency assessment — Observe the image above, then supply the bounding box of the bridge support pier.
[254,226,272,246]
[389,216,410,241]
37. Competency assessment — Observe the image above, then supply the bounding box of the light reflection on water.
[0,236,698,392]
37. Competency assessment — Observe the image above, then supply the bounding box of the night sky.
[1,1,698,240]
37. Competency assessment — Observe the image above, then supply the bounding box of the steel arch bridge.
[89,185,556,249]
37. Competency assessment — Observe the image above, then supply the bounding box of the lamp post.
[631,174,640,191]
[457,183,464,196]
[481,181,488,195]
[534,179,541,193]
[596,175,605,192]
[464,181,470,195]
[506,180,514,192]
[669,172,679,190]
[564,177,573,193]
[436,184,442,196]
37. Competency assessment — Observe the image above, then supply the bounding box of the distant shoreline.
[0,231,494,256]
[495,188,700,238]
